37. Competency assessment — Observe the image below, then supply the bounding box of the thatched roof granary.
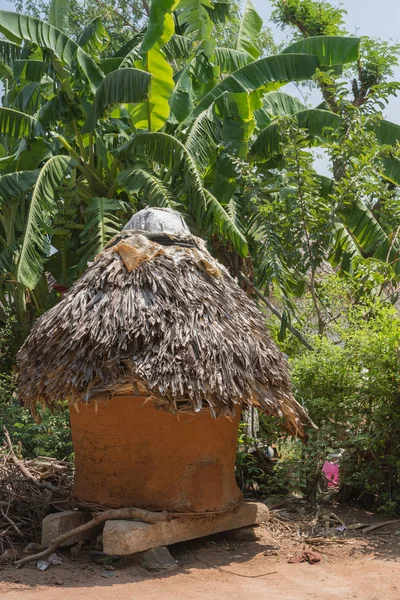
[18,208,311,438]
[18,208,313,511]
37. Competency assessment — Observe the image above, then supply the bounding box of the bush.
[290,301,400,511]
[0,310,73,460]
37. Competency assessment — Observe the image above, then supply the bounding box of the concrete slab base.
[102,501,268,556]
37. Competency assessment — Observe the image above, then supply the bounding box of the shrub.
[290,301,400,511]
[0,310,73,460]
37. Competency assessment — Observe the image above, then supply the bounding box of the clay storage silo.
[17,208,312,512]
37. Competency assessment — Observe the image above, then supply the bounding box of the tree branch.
[15,507,169,568]
[239,273,315,352]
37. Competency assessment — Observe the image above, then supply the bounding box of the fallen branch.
[362,520,400,534]
[305,536,348,545]
[14,507,169,568]
[3,428,60,493]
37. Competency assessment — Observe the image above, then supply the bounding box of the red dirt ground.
[1,506,399,600]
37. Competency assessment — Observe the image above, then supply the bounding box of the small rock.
[101,570,115,578]
[24,543,43,554]
[54,580,64,586]
[225,526,260,542]
[136,547,177,572]
[1,548,19,563]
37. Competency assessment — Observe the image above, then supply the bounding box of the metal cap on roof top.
[123,207,190,235]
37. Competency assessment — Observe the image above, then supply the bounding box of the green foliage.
[11,0,146,51]
[1,396,73,460]
[271,0,347,38]
[290,289,400,509]
[1,0,400,503]
[356,37,400,93]
[0,309,73,459]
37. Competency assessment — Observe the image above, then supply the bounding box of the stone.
[134,547,177,572]
[103,501,268,556]
[41,510,92,547]
[1,548,19,563]
[224,525,260,542]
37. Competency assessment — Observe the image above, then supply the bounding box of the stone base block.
[42,510,92,547]
[103,501,268,556]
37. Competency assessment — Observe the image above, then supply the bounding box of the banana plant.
[0,0,392,340]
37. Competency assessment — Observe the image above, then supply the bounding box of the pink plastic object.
[322,460,340,488]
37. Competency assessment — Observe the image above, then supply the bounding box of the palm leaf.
[0,11,104,91]
[340,197,400,273]
[130,47,174,131]
[0,40,21,66]
[119,46,142,69]
[255,91,307,128]
[119,168,177,208]
[178,0,213,41]
[113,33,144,57]
[0,239,22,276]
[13,82,41,114]
[0,107,43,138]
[207,0,230,23]
[236,0,263,59]
[16,155,75,289]
[140,0,177,53]
[329,221,361,272]
[282,36,360,66]
[214,47,253,73]
[0,170,40,205]
[205,189,249,255]
[121,131,206,218]
[257,91,307,117]
[77,17,110,54]
[185,53,319,123]
[79,197,126,268]
[163,34,193,60]
[252,109,343,157]
[48,0,70,33]
[170,62,196,122]
[184,108,222,171]
[375,119,400,146]
[0,63,14,81]
[14,59,44,82]
[119,131,247,253]
[250,215,296,310]
[93,68,152,121]
[217,91,260,158]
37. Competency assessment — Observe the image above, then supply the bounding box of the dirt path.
[1,520,399,600]
[1,557,399,600]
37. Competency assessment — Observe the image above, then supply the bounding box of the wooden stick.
[362,519,400,534]
[14,507,169,568]
[3,428,61,494]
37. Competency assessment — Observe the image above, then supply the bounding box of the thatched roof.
[17,208,313,438]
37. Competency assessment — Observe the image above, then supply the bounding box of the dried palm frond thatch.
[17,209,313,438]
